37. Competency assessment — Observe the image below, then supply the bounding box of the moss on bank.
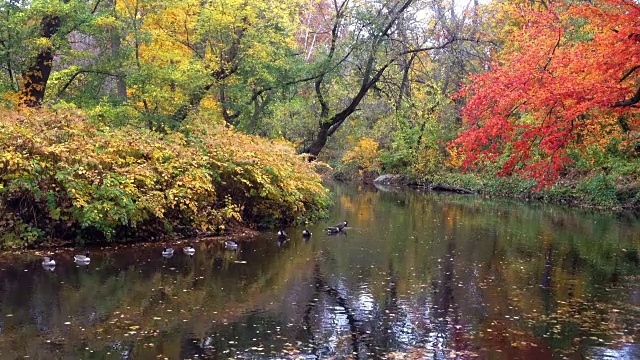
[0,108,330,249]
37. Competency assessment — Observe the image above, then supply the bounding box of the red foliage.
[450,0,640,187]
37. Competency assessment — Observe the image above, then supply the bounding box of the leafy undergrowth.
[420,172,640,211]
[0,108,329,249]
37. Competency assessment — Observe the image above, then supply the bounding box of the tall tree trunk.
[111,31,127,100]
[21,12,65,106]
[109,0,127,101]
[302,60,391,158]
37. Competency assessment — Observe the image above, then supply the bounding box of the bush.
[339,137,381,181]
[342,137,381,173]
[575,175,619,208]
[0,108,329,248]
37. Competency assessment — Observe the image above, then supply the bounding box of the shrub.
[340,137,381,180]
[342,137,381,172]
[0,108,329,248]
[575,175,619,208]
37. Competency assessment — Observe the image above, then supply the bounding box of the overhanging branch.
[613,87,640,107]
[620,65,640,83]
[58,69,120,96]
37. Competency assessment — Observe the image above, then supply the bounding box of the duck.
[183,243,196,255]
[162,247,174,257]
[224,240,239,250]
[42,257,56,267]
[277,229,288,239]
[302,229,312,237]
[325,221,348,233]
[74,253,91,264]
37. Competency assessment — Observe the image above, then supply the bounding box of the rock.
[373,174,406,185]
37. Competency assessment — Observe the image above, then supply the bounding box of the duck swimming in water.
[325,221,348,233]
[74,253,91,264]
[162,247,174,257]
[183,243,196,255]
[42,257,56,267]
[302,229,312,237]
[277,237,288,247]
[224,240,238,250]
[277,229,288,239]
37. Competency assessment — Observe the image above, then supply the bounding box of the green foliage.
[0,108,329,248]
[426,170,639,210]
[375,87,452,178]
[378,116,419,172]
[575,175,618,208]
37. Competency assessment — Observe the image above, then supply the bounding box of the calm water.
[0,184,638,359]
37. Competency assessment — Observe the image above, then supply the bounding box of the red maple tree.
[450,0,640,187]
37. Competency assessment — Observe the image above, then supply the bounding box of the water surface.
[0,184,638,359]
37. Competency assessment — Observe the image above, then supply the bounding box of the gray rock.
[373,174,405,185]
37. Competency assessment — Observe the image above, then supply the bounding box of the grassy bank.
[421,172,640,212]
[0,108,329,249]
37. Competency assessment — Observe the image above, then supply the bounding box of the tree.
[450,0,640,187]
[298,0,479,158]
[133,0,305,126]
[20,0,70,106]
[0,0,129,107]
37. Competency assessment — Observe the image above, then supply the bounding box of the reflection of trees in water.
[300,260,422,358]
[182,185,639,359]
[1,185,639,358]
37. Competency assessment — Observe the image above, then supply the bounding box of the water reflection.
[0,184,638,359]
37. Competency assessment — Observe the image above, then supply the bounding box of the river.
[0,184,638,359]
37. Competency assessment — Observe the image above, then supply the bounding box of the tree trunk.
[396,52,417,110]
[111,29,127,100]
[109,0,127,101]
[21,14,63,106]
[299,0,418,158]
[302,63,388,158]
[305,124,330,158]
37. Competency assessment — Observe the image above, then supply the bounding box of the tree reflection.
[0,184,638,359]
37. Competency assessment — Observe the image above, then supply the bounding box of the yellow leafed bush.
[342,137,381,174]
[0,108,329,248]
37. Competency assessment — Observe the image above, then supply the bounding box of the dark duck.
[325,221,347,233]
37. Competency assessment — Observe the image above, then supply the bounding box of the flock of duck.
[41,253,90,268]
[40,221,348,270]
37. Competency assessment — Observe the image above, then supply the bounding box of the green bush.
[575,175,619,207]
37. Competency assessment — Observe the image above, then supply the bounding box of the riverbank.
[0,224,262,255]
[371,172,640,212]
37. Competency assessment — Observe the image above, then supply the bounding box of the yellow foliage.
[0,108,328,248]
[2,90,20,106]
[412,146,442,176]
[116,0,303,118]
[342,137,381,173]
[446,146,465,169]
